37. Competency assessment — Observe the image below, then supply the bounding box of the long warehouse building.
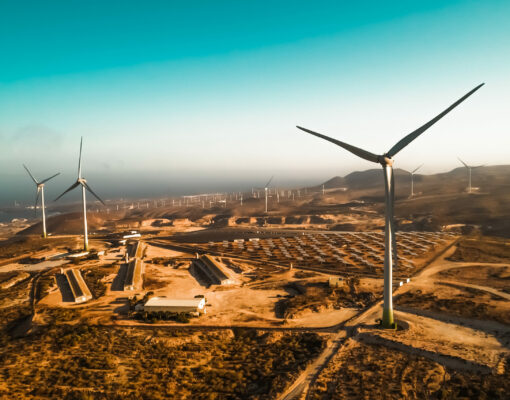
[65,268,93,303]
[143,297,206,315]
[127,240,145,260]
[193,254,235,285]
[124,258,144,291]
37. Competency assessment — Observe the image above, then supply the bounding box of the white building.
[143,297,206,315]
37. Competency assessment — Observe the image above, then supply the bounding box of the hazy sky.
[1,0,509,205]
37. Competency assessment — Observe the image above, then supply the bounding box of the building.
[193,254,235,285]
[124,258,143,291]
[123,231,141,239]
[65,268,92,303]
[143,297,206,315]
[127,240,144,259]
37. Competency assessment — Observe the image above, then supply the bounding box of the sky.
[1,0,509,206]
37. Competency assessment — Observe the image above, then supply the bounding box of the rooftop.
[145,297,205,308]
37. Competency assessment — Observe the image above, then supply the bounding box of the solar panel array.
[205,231,456,277]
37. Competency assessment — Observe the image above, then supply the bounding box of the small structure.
[143,297,206,316]
[193,254,235,285]
[66,251,89,259]
[123,231,141,239]
[124,258,144,291]
[65,268,92,303]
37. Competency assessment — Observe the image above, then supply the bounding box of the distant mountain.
[323,176,346,189]
[322,165,510,194]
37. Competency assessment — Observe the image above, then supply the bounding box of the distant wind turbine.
[23,164,60,238]
[404,164,423,198]
[297,83,483,329]
[264,176,273,213]
[55,137,105,251]
[458,158,485,194]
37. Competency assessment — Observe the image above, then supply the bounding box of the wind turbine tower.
[55,137,105,251]
[23,165,60,238]
[297,83,483,328]
[458,158,484,193]
[264,176,273,213]
[405,164,423,198]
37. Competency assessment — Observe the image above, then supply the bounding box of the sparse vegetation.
[395,286,510,325]
[0,324,324,399]
[309,341,510,400]
[142,275,168,290]
[0,236,73,260]
[278,278,376,319]
[81,265,115,299]
[447,236,510,263]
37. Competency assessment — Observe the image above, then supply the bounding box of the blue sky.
[1,0,509,205]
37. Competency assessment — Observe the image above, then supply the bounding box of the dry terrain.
[1,184,510,400]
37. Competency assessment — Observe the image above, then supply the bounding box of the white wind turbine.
[55,137,105,251]
[404,164,423,198]
[458,157,485,194]
[263,176,274,213]
[23,164,60,238]
[297,83,483,329]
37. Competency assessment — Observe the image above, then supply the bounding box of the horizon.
[3,163,508,212]
[2,1,509,206]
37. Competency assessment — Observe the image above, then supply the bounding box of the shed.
[143,297,206,315]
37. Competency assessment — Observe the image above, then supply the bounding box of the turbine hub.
[379,155,394,166]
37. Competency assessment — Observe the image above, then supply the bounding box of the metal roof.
[145,297,205,308]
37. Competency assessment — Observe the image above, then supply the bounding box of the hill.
[19,212,107,236]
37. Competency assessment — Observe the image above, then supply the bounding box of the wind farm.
[1,2,510,399]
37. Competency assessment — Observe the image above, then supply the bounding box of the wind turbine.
[55,137,105,251]
[263,176,273,213]
[23,164,60,238]
[297,83,483,328]
[404,164,423,198]
[458,158,484,194]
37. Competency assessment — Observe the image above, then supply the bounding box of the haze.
[1,0,509,206]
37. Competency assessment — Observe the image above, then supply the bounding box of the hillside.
[19,212,108,236]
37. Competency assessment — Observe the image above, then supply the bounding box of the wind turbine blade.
[387,83,484,158]
[40,172,60,184]
[265,175,274,188]
[54,181,80,202]
[412,164,424,174]
[83,182,106,206]
[297,126,380,164]
[23,164,38,184]
[35,187,40,216]
[457,157,469,168]
[472,164,485,169]
[78,137,83,178]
